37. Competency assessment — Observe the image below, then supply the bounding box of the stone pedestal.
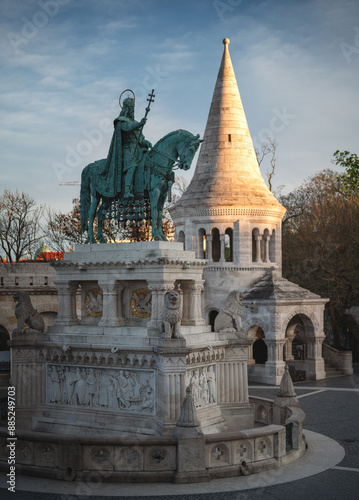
[10,242,255,438]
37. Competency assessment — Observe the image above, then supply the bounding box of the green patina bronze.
[80,90,201,243]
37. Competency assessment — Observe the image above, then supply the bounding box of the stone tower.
[171,38,285,288]
[171,39,327,385]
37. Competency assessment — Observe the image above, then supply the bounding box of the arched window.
[225,228,233,262]
[197,228,206,259]
[209,310,219,332]
[253,327,268,364]
[177,230,185,250]
[212,228,220,262]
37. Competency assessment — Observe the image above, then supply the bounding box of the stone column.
[156,342,190,434]
[255,236,262,263]
[284,335,295,361]
[205,234,213,262]
[265,339,287,385]
[219,234,226,263]
[54,281,79,325]
[217,341,253,430]
[147,281,175,332]
[247,341,255,365]
[181,281,205,326]
[305,334,326,380]
[264,235,271,262]
[98,281,124,327]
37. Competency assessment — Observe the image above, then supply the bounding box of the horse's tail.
[80,164,92,233]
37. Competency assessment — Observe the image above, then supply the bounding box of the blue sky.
[1,0,358,212]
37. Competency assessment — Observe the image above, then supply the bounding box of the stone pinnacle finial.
[176,386,200,428]
[223,37,230,45]
[278,365,297,398]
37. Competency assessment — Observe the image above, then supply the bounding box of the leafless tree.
[0,189,45,262]
[255,137,277,191]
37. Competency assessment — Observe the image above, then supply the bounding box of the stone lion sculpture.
[214,290,245,336]
[13,292,45,334]
[161,290,183,339]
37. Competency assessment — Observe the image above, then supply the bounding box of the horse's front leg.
[149,186,161,240]
[97,200,109,243]
[88,192,101,243]
[157,186,168,241]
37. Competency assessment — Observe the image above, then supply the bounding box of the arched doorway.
[209,310,219,332]
[177,230,185,250]
[0,325,10,369]
[252,327,268,364]
[285,313,319,381]
[247,326,268,364]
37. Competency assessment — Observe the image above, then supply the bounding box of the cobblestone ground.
[1,367,358,500]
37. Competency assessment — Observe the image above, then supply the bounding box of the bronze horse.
[80,129,201,242]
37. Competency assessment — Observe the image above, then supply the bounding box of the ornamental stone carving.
[130,288,152,318]
[186,364,217,408]
[84,288,103,317]
[161,290,183,339]
[214,290,246,337]
[12,291,45,334]
[46,364,155,415]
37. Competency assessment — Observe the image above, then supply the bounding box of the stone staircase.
[324,363,346,379]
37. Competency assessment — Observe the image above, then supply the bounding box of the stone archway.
[208,309,219,332]
[247,325,268,365]
[0,325,10,363]
[284,312,325,381]
[285,314,314,361]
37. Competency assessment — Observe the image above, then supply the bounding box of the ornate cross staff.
[140,88,155,135]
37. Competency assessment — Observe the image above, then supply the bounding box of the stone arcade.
[0,39,310,483]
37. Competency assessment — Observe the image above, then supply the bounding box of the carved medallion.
[84,288,103,317]
[130,288,152,318]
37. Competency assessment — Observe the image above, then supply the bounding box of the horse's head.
[177,132,203,171]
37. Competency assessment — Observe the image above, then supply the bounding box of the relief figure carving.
[46,364,155,415]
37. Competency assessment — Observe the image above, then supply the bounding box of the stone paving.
[1,367,358,500]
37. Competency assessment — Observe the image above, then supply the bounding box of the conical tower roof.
[173,38,285,218]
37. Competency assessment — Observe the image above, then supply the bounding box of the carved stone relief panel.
[130,288,152,318]
[84,288,103,317]
[46,364,155,415]
[186,364,217,409]
[81,282,103,325]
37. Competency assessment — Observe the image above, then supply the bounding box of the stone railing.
[0,262,56,289]
[0,422,306,483]
[250,396,273,425]
[323,343,353,375]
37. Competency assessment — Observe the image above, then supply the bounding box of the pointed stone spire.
[172,38,285,218]
[176,386,200,428]
[278,365,297,398]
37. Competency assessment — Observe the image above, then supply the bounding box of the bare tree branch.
[0,189,45,262]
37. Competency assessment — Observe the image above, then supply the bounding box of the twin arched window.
[252,228,276,263]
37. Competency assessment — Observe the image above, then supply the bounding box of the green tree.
[334,150,359,195]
